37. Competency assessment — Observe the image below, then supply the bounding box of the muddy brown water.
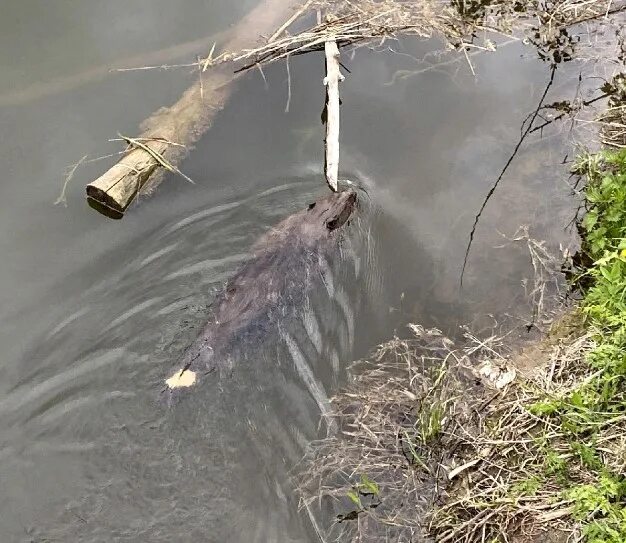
[0,2,588,542]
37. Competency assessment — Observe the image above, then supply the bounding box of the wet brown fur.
[163,189,357,400]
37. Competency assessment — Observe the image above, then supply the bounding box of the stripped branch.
[323,39,344,191]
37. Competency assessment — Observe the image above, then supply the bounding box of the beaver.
[163,189,357,402]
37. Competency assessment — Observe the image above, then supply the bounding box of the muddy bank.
[297,314,575,541]
[298,229,623,542]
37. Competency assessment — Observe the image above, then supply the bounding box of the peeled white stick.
[323,39,344,192]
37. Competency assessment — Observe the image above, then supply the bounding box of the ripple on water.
[164,201,242,235]
[163,253,249,280]
[135,242,180,269]
[0,348,127,424]
[102,297,165,332]
[6,178,367,540]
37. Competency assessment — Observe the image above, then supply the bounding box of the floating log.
[323,39,343,192]
[86,0,304,218]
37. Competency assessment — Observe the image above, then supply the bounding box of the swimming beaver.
[163,189,357,401]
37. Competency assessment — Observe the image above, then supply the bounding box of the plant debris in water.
[118,0,625,76]
[597,74,626,149]
[298,325,480,542]
[226,0,626,70]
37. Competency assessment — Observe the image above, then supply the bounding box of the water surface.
[0,2,584,541]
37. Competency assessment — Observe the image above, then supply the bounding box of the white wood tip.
[166,369,197,389]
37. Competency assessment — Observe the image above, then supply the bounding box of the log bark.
[323,39,343,192]
[86,0,303,218]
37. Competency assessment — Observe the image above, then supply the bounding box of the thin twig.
[257,63,269,89]
[529,92,609,134]
[285,54,292,113]
[197,55,204,100]
[118,133,195,184]
[460,64,557,286]
[463,47,477,77]
[202,42,217,72]
[55,155,88,207]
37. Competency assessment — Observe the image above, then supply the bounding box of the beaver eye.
[326,218,338,230]
[308,202,316,210]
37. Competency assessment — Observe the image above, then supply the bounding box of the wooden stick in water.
[323,39,343,192]
[85,0,303,219]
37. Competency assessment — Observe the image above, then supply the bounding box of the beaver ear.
[308,202,316,210]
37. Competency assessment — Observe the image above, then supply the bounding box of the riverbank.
[424,100,626,543]
[299,152,626,543]
[298,24,626,543]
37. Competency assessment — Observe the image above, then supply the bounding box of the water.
[0,2,585,541]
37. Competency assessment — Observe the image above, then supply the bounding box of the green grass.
[547,148,626,542]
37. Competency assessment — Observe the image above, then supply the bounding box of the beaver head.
[308,189,357,231]
[256,189,357,251]
[300,189,357,241]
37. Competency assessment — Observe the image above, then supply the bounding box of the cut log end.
[85,185,125,214]
[85,148,162,217]
[86,197,124,220]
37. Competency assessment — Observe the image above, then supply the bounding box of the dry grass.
[115,0,625,77]
[218,0,626,72]
[297,314,626,542]
[428,329,599,543]
[599,104,626,148]
[297,325,477,542]
[598,74,626,149]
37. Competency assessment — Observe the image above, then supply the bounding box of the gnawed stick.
[85,0,303,218]
[323,39,343,192]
